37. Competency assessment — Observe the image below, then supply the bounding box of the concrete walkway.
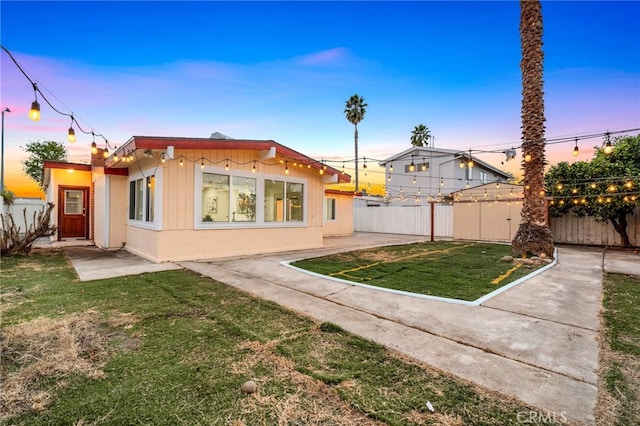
[61,234,640,425]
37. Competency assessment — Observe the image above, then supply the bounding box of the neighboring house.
[43,135,351,262]
[379,146,513,204]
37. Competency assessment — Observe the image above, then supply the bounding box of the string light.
[90,132,97,155]
[603,132,613,154]
[252,160,256,172]
[179,157,184,166]
[573,138,579,156]
[201,159,205,170]
[67,116,76,143]
[285,161,289,174]
[160,153,166,164]
[225,160,229,171]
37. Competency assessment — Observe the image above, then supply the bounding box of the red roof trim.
[106,136,350,183]
[324,189,356,196]
[43,161,92,172]
[105,168,129,176]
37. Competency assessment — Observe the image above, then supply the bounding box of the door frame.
[57,185,90,240]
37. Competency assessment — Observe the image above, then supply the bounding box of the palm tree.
[511,0,554,258]
[344,94,367,192]
[410,124,431,147]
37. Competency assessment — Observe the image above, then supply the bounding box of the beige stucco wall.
[47,168,93,241]
[123,148,328,262]
[323,193,354,237]
[94,172,128,250]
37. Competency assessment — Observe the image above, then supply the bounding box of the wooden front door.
[58,186,89,240]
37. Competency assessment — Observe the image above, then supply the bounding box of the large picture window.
[197,167,305,227]
[201,173,257,223]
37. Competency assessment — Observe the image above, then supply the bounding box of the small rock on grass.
[241,380,257,393]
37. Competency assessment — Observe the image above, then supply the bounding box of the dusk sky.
[1,1,639,197]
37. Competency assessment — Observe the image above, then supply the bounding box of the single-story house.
[43,135,352,262]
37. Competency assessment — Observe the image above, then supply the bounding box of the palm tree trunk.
[354,125,359,193]
[512,0,555,258]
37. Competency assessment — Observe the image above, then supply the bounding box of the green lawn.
[0,249,551,425]
[291,241,546,301]
[598,272,640,426]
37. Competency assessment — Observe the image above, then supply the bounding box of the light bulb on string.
[225,160,229,171]
[103,146,109,158]
[201,159,205,170]
[285,161,289,174]
[573,138,579,156]
[90,132,97,155]
[67,118,76,143]
[603,133,613,154]
[179,157,184,167]
[29,83,41,121]
[252,161,256,173]
[160,154,166,164]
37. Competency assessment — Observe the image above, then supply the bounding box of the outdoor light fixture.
[603,132,613,154]
[285,161,289,174]
[252,161,256,172]
[201,159,205,170]
[179,157,184,166]
[225,160,229,171]
[160,153,166,164]
[573,139,579,156]
[459,159,465,168]
[29,100,41,121]
[91,141,97,155]
[409,162,415,172]
[103,146,109,158]
[67,116,76,143]
[389,163,393,172]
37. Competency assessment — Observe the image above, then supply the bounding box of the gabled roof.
[378,146,512,180]
[105,136,350,183]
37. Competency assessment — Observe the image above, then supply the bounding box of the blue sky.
[1,1,639,196]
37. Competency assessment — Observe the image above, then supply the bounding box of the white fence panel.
[1,198,47,231]
[354,204,453,238]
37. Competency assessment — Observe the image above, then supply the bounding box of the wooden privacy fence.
[354,203,453,238]
[354,199,639,247]
[453,200,522,243]
[549,206,640,247]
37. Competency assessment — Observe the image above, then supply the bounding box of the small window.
[324,198,336,221]
[64,190,83,214]
[129,174,156,224]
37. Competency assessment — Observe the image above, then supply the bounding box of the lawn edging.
[281,247,558,307]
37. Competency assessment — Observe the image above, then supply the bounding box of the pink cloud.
[294,47,351,67]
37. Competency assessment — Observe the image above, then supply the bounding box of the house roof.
[379,146,512,180]
[105,136,350,183]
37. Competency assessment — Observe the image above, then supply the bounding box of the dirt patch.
[0,309,139,421]
[230,339,384,425]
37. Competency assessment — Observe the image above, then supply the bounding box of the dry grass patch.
[0,309,138,421]
[230,339,383,425]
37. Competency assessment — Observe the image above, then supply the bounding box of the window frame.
[195,165,307,229]
[324,197,337,221]
[128,167,162,230]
